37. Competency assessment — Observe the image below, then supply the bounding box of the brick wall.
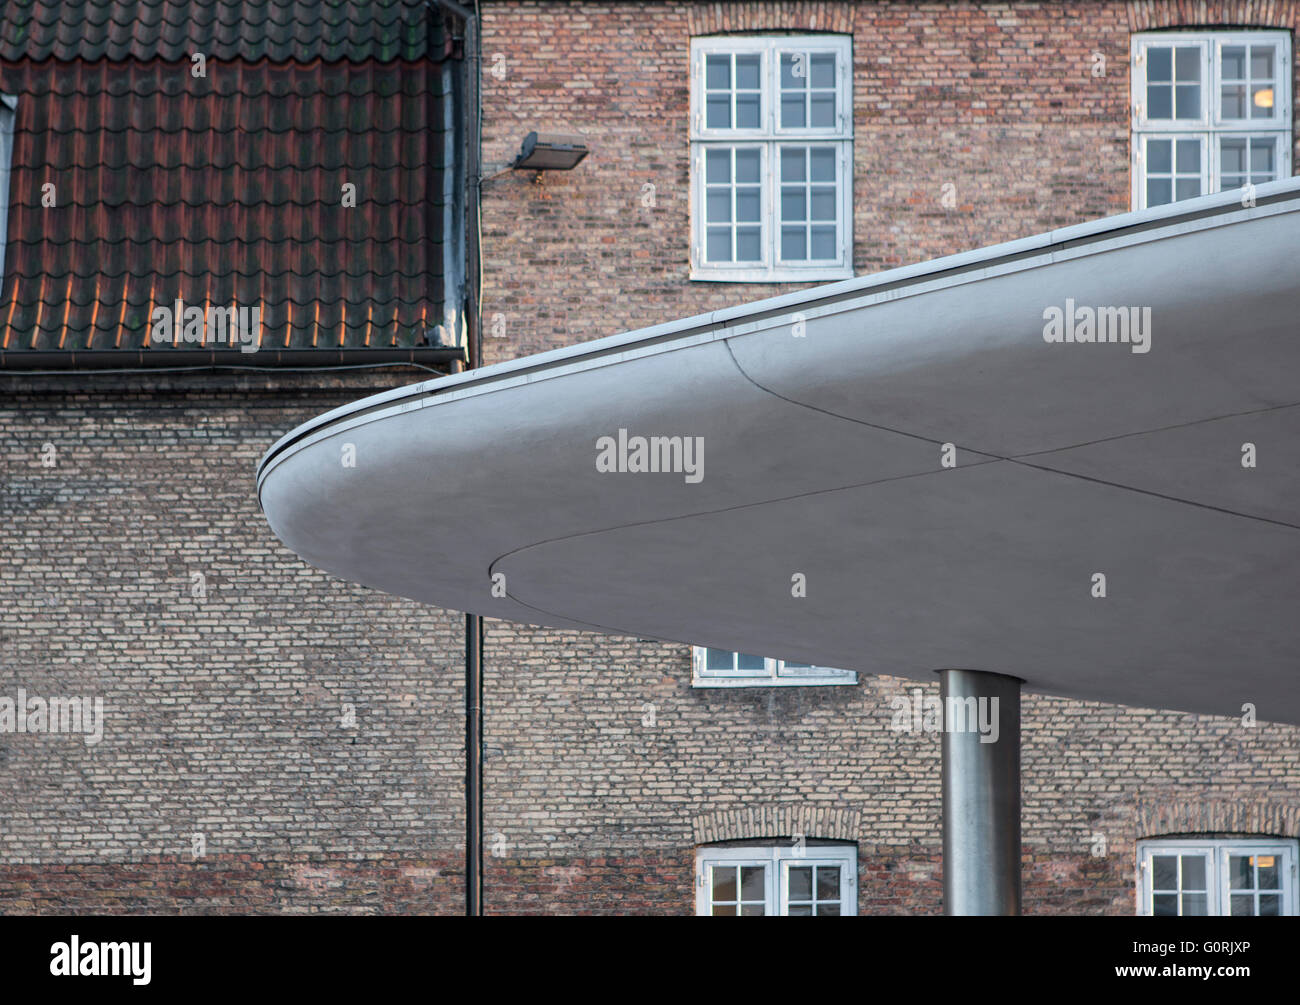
[478,0,1300,363]
[473,0,1300,915]
[479,622,1300,914]
[3,1,1299,916]
[0,371,466,913]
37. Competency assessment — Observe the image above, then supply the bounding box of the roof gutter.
[0,347,465,371]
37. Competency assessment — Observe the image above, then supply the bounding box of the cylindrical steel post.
[940,669,1022,916]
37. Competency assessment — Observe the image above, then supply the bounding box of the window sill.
[692,672,858,688]
[689,266,854,284]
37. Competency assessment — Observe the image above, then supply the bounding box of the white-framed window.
[1131,30,1292,209]
[691,646,857,688]
[1137,838,1298,916]
[690,35,853,282]
[695,844,858,916]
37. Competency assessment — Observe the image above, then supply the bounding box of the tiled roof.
[0,1,437,63]
[0,53,453,354]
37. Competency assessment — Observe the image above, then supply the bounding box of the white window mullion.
[768,848,779,915]
[763,142,773,272]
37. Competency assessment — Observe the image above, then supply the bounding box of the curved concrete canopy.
[259,179,1300,724]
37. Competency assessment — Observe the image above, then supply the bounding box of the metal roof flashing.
[257,177,1300,494]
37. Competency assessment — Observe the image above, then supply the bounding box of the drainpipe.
[433,0,484,919]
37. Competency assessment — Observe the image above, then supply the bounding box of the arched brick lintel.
[1127,1,1300,30]
[688,2,856,37]
[692,805,861,845]
[1137,800,1300,839]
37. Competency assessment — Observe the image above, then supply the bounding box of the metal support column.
[940,669,1022,916]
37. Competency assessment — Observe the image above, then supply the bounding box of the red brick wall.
[0,371,469,915]
[472,0,1300,916]
[4,2,1299,917]
[485,854,693,914]
[478,0,1299,364]
[0,854,463,915]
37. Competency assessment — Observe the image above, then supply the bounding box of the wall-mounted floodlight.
[512,132,589,171]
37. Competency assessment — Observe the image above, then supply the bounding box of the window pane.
[1181,856,1206,890]
[1147,138,1172,173]
[1181,893,1208,915]
[810,148,836,181]
[780,53,802,88]
[1175,46,1201,81]
[811,93,835,128]
[1221,83,1246,118]
[1229,854,1252,889]
[781,187,806,221]
[736,54,761,90]
[1175,178,1201,201]
[1221,45,1246,80]
[1147,84,1172,118]
[1148,47,1172,81]
[781,147,806,182]
[788,904,813,916]
[788,866,813,901]
[1221,138,1245,175]
[706,149,731,183]
[1257,856,1280,889]
[1175,84,1200,119]
[736,93,760,128]
[810,186,836,220]
[706,55,730,89]
[1176,139,1200,172]
[706,95,731,129]
[713,865,737,900]
[1147,178,1172,206]
[815,903,841,916]
[1250,46,1274,81]
[707,190,731,223]
[782,95,805,128]
[705,647,734,670]
[713,903,736,916]
[1230,893,1254,916]
[1251,85,1274,118]
[740,903,765,916]
[735,227,761,262]
[811,226,836,259]
[741,865,766,900]
[1259,894,1281,916]
[736,187,761,222]
[781,226,806,260]
[810,53,836,88]
[1153,855,1178,890]
[706,228,731,262]
[735,149,760,183]
[1153,893,1178,915]
[817,866,841,900]
[736,652,765,671]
